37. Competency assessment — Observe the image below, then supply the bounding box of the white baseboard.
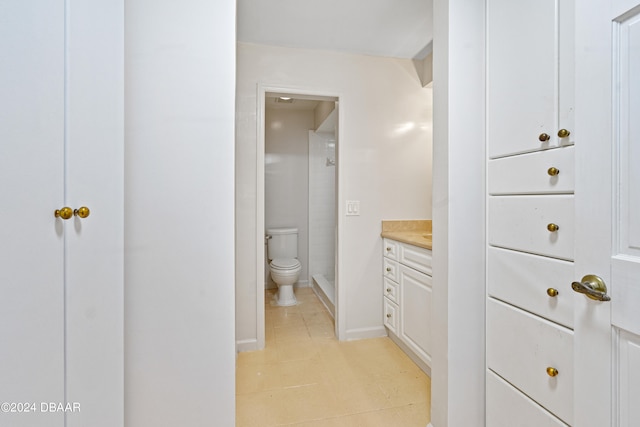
[344,326,387,341]
[236,338,260,353]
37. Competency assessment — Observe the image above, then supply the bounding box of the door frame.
[256,84,345,347]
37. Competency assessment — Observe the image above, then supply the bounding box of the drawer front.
[383,238,399,261]
[399,265,432,361]
[487,298,573,425]
[383,258,399,282]
[489,146,574,195]
[383,277,399,305]
[489,195,574,260]
[488,246,574,329]
[487,370,569,427]
[399,243,432,276]
[383,298,398,334]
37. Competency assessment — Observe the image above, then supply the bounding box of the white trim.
[344,326,387,341]
[256,85,266,350]
[256,84,345,346]
[236,338,259,353]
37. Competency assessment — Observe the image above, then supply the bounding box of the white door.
[0,2,123,427]
[574,0,640,426]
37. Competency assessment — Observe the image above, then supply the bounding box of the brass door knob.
[557,129,571,138]
[74,206,90,218]
[571,274,611,301]
[547,223,559,232]
[546,367,559,377]
[54,207,73,220]
[547,167,560,176]
[539,133,551,142]
[547,288,559,297]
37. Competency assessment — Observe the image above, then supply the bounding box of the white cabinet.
[487,0,574,159]
[1,4,123,427]
[382,238,432,374]
[486,0,575,424]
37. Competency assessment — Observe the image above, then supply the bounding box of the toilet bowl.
[266,227,302,306]
[269,258,301,306]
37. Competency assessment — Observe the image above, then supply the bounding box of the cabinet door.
[487,0,574,159]
[400,265,432,363]
[65,2,124,426]
[0,3,65,425]
[0,3,123,426]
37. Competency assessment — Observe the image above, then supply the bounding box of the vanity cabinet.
[383,238,432,374]
[486,0,575,424]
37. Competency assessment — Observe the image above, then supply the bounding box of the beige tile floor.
[236,287,431,426]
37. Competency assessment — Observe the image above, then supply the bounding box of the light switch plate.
[346,200,360,216]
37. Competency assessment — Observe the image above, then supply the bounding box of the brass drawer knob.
[54,207,73,220]
[547,288,559,297]
[386,288,392,293]
[386,313,392,318]
[547,223,559,232]
[74,206,90,218]
[546,367,559,377]
[386,267,392,272]
[539,133,551,142]
[547,167,560,176]
[557,129,571,138]
[386,247,392,252]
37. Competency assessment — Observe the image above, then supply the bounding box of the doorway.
[257,87,342,347]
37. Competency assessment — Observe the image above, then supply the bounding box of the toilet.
[266,227,302,306]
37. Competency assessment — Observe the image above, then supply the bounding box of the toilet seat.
[270,258,301,270]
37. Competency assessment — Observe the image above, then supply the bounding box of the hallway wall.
[125,0,236,425]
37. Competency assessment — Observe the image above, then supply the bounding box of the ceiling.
[237,0,434,60]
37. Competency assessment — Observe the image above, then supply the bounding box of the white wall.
[430,0,486,425]
[265,108,314,285]
[236,42,433,347]
[125,1,236,426]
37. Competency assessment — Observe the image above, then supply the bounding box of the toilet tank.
[266,227,298,260]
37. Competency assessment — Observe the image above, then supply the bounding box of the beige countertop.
[380,220,432,250]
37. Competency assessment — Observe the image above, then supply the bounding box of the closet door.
[65,2,124,426]
[0,3,66,426]
[0,2,123,426]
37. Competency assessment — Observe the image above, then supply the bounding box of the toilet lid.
[270,258,300,269]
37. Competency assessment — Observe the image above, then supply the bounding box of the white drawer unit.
[487,371,569,427]
[486,0,576,423]
[488,246,574,329]
[382,238,432,374]
[487,299,574,425]
[488,195,574,261]
[488,146,575,195]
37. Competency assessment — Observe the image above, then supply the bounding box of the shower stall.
[308,113,337,317]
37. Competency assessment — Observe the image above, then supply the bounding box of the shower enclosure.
[308,111,337,317]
